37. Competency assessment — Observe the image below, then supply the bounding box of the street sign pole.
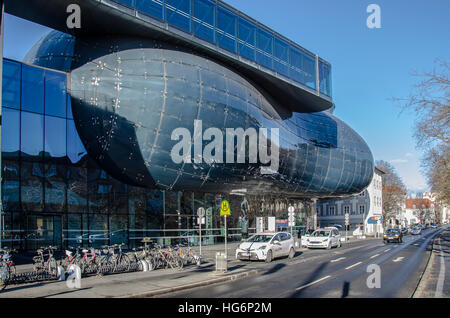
[345,213,349,245]
[199,218,202,258]
[219,200,230,262]
[197,207,205,260]
[224,214,227,259]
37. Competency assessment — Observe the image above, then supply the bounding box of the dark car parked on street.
[383,228,403,244]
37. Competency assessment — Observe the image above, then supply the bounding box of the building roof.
[405,198,436,209]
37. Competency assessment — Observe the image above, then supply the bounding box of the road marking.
[370,253,380,259]
[393,257,404,263]
[384,249,391,252]
[295,275,331,291]
[435,237,446,298]
[330,257,346,263]
[345,261,362,270]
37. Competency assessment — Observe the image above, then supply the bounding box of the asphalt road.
[157,226,448,298]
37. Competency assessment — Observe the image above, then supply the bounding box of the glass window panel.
[166,0,191,32]
[257,28,273,54]
[21,162,44,212]
[217,5,236,52]
[67,120,87,164]
[67,166,88,213]
[319,61,332,97]
[88,214,109,248]
[44,164,67,212]
[238,17,255,61]
[116,0,135,7]
[2,161,20,212]
[110,215,128,246]
[256,28,273,69]
[45,71,67,117]
[21,65,45,114]
[21,111,44,158]
[2,108,20,156]
[2,60,21,109]
[44,116,67,158]
[136,0,164,20]
[65,214,83,247]
[289,47,303,83]
[193,0,215,42]
[275,37,288,61]
[303,52,316,89]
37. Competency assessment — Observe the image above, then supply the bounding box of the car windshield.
[312,230,330,237]
[386,229,399,234]
[246,235,274,243]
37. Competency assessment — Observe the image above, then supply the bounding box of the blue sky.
[3,0,450,193]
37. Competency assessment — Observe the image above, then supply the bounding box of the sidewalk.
[413,227,449,298]
[1,237,367,298]
[0,242,254,298]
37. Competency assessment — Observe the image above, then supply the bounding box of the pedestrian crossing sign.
[220,200,231,216]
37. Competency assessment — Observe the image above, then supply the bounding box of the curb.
[123,268,262,298]
[411,228,445,298]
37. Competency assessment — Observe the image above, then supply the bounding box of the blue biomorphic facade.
[2,0,374,250]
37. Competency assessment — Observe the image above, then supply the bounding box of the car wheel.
[265,250,273,263]
[337,240,341,248]
[326,242,331,250]
[288,248,295,259]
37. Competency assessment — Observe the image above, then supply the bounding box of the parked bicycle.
[79,247,101,275]
[0,248,17,290]
[33,246,58,276]
[60,246,83,272]
[99,244,131,273]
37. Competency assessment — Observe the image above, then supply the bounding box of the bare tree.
[376,160,407,229]
[393,59,450,204]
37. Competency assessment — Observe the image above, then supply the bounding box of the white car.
[306,228,341,249]
[235,232,296,262]
[300,229,315,247]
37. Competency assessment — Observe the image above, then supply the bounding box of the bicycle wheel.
[117,254,131,272]
[8,264,16,277]
[0,265,10,290]
[87,258,100,275]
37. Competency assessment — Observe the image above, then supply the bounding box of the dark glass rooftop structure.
[5,0,332,113]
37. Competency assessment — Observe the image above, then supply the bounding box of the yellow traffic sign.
[220,200,231,216]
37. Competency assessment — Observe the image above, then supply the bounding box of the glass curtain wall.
[112,0,331,96]
[1,59,313,250]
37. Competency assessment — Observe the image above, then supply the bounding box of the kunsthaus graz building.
[1,0,373,250]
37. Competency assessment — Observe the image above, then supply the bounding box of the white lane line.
[435,238,446,298]
[345,261,362,270]
[393,257,404,263]
[384,249,391,252]
[330,257,346,263]
[295,275,331,291]
[370,253,380,259]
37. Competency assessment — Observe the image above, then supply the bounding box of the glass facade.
[2,60,319,250]
[112,0,331,96]
[2,57,370,251]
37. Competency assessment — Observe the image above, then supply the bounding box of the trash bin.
[215,252,227,273]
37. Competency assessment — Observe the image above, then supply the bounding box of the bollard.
[140,260,149,272]
[57,266,65,281]
[146,260,154,271]
[215,252,227,273]
[66,264,81,289]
